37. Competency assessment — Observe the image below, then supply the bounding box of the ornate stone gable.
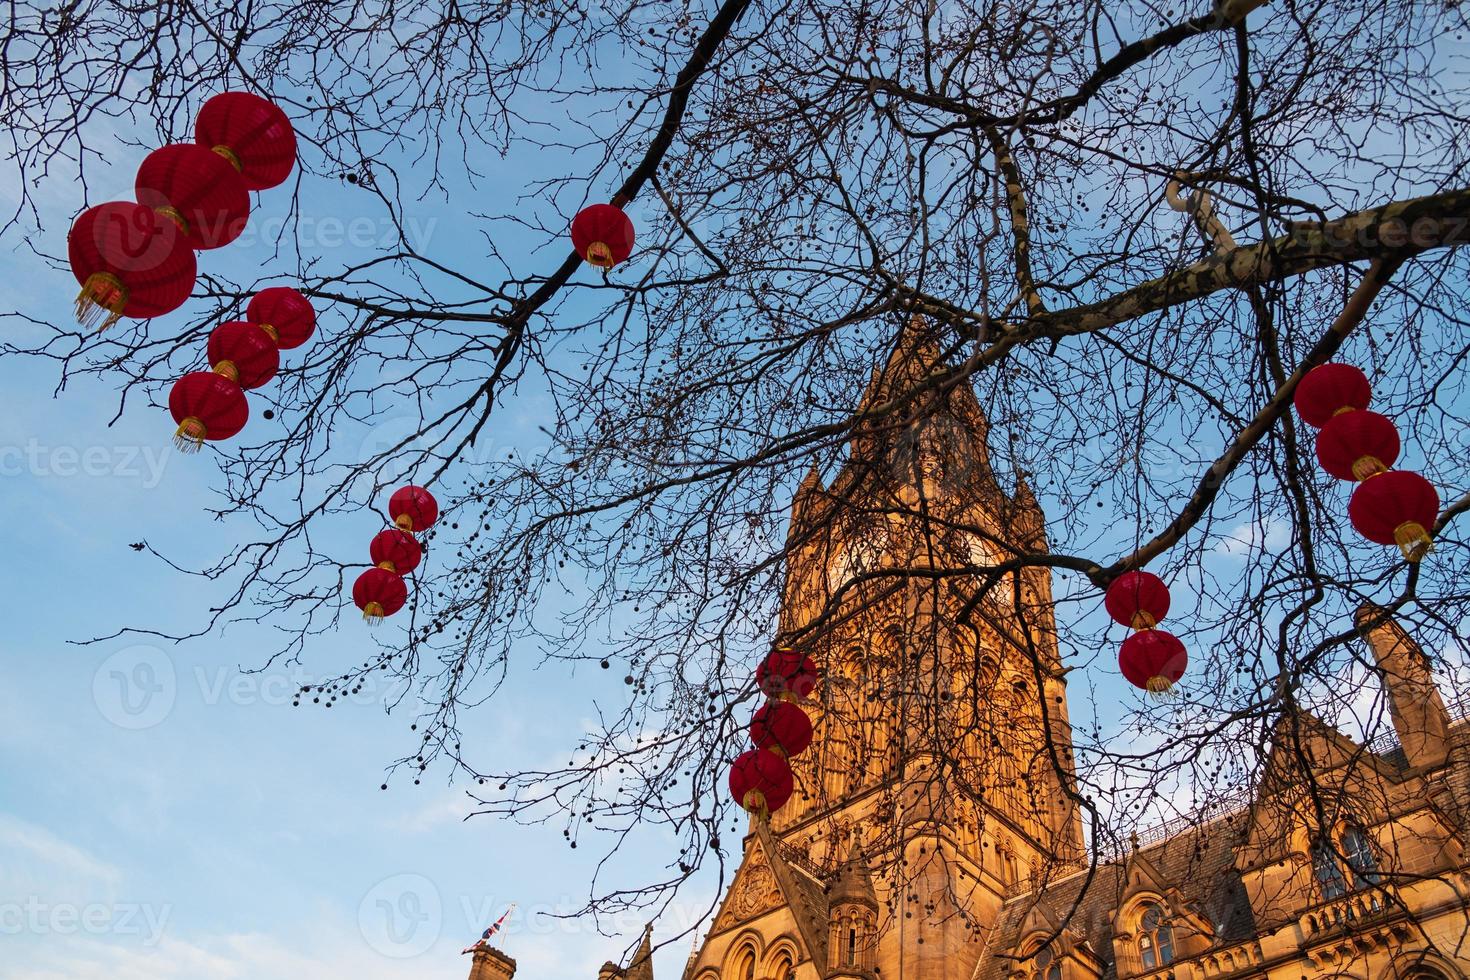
[713,840,785,932]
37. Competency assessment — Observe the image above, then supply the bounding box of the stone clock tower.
[672,318,1087,980]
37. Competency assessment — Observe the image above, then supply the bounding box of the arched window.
[730,946,756,980]
[1137,903,1175,971]
[1341,826,1380,887]
[1032,945,1063,980]
[769,951,795,980]
[847,926,858,966]
[1312,837,1349,899]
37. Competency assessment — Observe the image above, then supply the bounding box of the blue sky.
[0,95,732,976]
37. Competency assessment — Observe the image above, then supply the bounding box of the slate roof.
[975,809,1256,980]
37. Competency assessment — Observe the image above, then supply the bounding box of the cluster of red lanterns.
[570,203,635,269]
[1106,571,1188,697]
[352,486,438,624]
[727,647,820,818]
[68,91,297,332]
[167,286,316,451]
[1295,363,1439,562]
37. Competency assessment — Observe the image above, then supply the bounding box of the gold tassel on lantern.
[1394,521,1433,562]
[1145,676,1178,701]
[173,418,207,453]
[75,273,128,332]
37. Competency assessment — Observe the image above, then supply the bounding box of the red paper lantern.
[1349,470,1439,561]
[194,92,297,191]
[389,486,439,533]
[1118,629,1188,696]
[207,321,280,390]
[1316,410,1400,481]
[1294,363,1371,428]
[728,748,794,816]
[134,144,250,250]
[370,529,423,575]
[353,567,408,624]
[246,287,316,350]
[168,371,248,451]
[1104,570,1171,630]
[756,647,820,700]
[68,202,197,330]
[570,204,635,268]
[750,701,813,757]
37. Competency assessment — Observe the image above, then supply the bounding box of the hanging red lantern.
[750,701,813,757]
[207,321,280,389]
[134,144,250,250]
[168,371,248,451]
[756,647,820,700]
[370,529,423,575]
[246,287,316,349]
[389,486,439,533]
[1349,470,1439,561]
[1316,410,1400,481]
[194,91,298,191]
[1104,570,1171,630]
[68,202,197,330]
[570,203,635,268]
[1118,629,1188,696]
[1294,363,1372,428]
[353,566,408,624]
[728,748,794,816]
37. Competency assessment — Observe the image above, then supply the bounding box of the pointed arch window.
[1137,903,1174,971]
[769,950,795,980]
[1033,945,1063,980]
[730,946,756,980]
[1341,825,1380,887]
[1311,837,1350,900]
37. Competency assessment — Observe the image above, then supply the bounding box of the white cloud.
[0,813,121,890]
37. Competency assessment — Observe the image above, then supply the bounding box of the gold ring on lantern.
[211,145,243,172]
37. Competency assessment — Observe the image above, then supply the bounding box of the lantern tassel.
[395,515,415,532]
[741,789,769,819]
[1130,611,1157,630]
[586,241,615,268]
[1145,676,1178,700]
[362,601,386,626]
[173,418,207,453]
[1393,521,1433,562]
[75,273,127,332]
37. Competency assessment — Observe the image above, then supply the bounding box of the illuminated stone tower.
[678,318,1086,980]
[589,323,1470,980]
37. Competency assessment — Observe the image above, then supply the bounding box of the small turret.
[468,945,517,980]
[1357,604,1451,770]
[625,924,655,980]
[827,840,879,977]
[596,924,654,980]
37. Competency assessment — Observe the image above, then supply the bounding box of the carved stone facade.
[490,321,1470,980]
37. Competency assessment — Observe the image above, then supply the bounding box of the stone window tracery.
[1137,902,1174,971]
